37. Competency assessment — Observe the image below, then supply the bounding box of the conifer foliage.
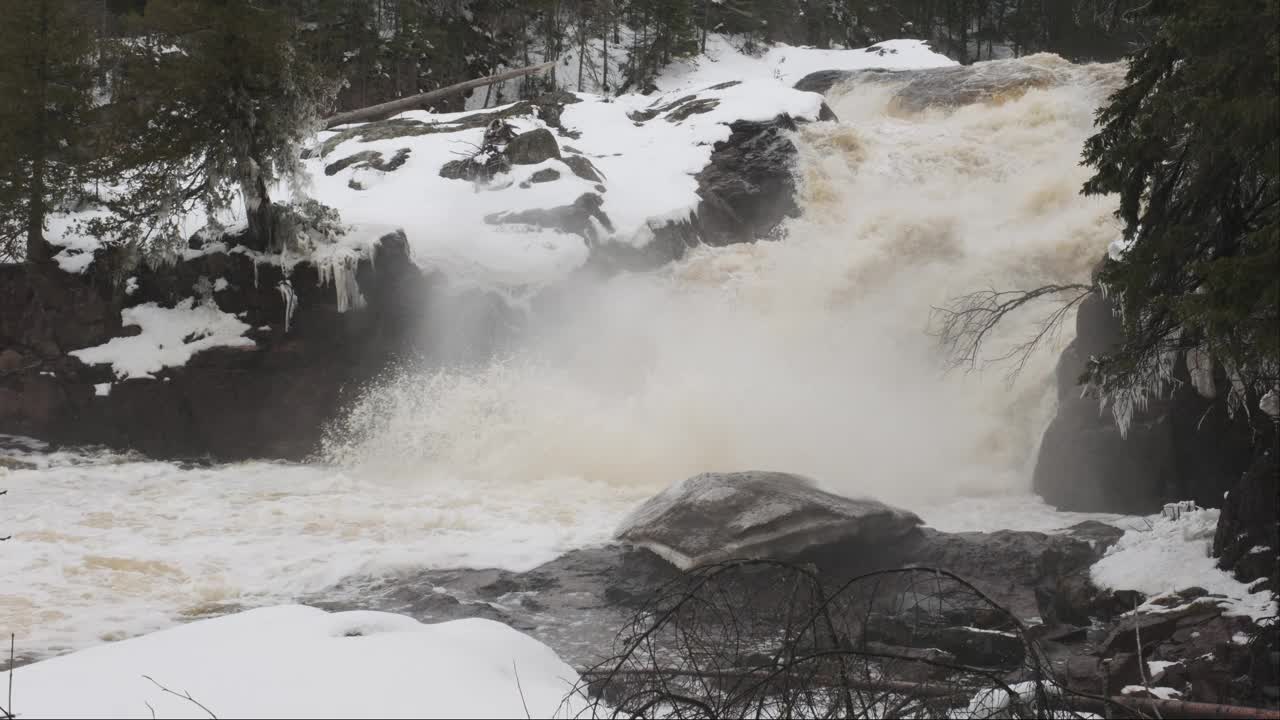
[0,0,98,264]
[95,0,336,253]
[1082,0,1279,418]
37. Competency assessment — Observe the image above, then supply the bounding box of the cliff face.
[0,233,519,460]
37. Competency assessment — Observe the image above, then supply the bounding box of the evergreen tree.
[0,0,98,264]
[96,0,336,253]
[1081,0,1279,418]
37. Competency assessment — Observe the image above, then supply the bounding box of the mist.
[325,55,1126,511]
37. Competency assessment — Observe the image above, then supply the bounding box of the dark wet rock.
[0,231,511,461]
[793,70,857,95]
[628,94,697,123]
[666,97,720,122]
[892,522,1118,623]
[325,150,380,175]
[1215,450,1279,590]
[324,147,412,176]
[562,154,604,183]
[615,471,923,570]
[528,89,580,129]
[528,167,560,184]
[867,617,1024,669]
[504,128,560,165]
[694,115,801,248]
[486,192,612,241]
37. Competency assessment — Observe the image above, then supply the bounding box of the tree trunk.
[701,0,710,53]
[27,0,52,265]
[243,160,274,253]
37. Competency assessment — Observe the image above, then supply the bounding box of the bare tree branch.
[929,283,1094,380]
[142,674,218,719]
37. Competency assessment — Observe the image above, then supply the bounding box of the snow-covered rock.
[615,471,922,570]
[1090,507,1277,622]
[11,606,589,719]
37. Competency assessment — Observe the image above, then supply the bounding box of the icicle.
[1185,347,1216,399]
[1221,357,1250,419]
[1260,389,1279,418]
[277,280,297,333]
[317,251,366,314]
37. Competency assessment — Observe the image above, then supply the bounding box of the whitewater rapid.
[3,54,1132,663]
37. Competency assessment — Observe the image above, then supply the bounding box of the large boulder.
[614,471,922,570]
[504,128,561,165]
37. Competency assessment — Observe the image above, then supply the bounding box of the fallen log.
[322,61,556,129]
[578,667,1280,719]
[1068,695,1280,720]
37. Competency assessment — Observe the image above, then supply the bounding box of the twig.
[142,675,218,719]
[513,661,532,720]
[5,633,13,720]
[1134,597,1164,720]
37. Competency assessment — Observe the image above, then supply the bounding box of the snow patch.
[1090,508,1277,622]
[1122,685,1182,699]
[11,605,589,719]
[70,299,255,380]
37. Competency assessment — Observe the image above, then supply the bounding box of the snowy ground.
[8,605,589,719]
[1091,507,1277,622]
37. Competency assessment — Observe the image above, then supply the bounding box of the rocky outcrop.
[324,508,1274,706]
[693,115,805,247]
[587,113,810,274]
[315,509,1117,668]
[0,234,513,460]
[503,127,561,165]
[615,471,923,570]
[1033,292,1257,514]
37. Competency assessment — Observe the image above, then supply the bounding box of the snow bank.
[1090,508,1277,621]
[11,606,589,719]
[70,298,255,380]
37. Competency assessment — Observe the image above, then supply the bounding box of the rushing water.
[2,54,1129,663]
